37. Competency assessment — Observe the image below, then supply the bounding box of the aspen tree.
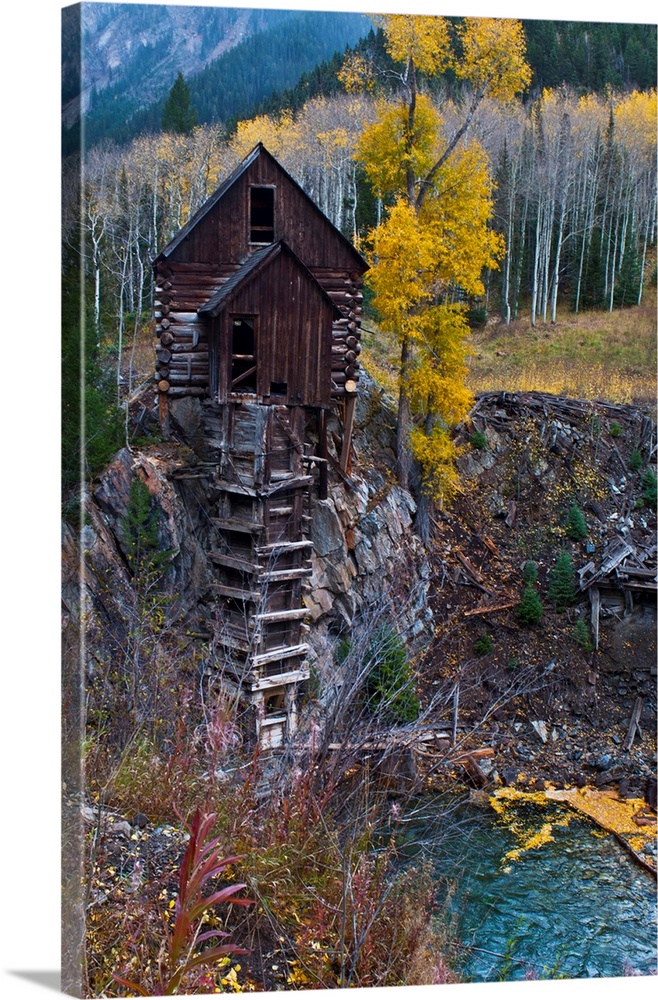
[352,15,529,496]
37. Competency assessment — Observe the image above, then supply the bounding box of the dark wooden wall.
[154,148,365,403]
[209,249,334,408]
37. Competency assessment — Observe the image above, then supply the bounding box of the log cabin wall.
[154,144,368,410]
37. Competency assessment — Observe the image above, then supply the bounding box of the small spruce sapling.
[572,618,593,653]
[120,476,173,581]
[641,468,657,508]
[473,633,493,656]
[470,429,487,450]
[548,551,576,611]
[565,503,587,540]
[365,625,420,724]
[628,449,643,473]
[517,586,543,625]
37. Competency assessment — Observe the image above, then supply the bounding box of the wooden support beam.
[209,583,260,601]
[319,408,328,500]
[247,669,310,691]
[251,644,310,668]
[253,608,310,624]
[211,517,264,534]
[624,697,643,751]
[209,552,260,573]
[256,540,314,555]
[340,394,357,475]
[260,566,312,583]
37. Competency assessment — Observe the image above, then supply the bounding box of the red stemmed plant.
[114,809,253,996]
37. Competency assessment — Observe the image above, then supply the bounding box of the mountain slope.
[62,3,368,152]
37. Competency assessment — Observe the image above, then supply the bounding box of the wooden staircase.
[208,402,315,747]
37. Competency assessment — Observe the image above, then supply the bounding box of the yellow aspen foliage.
[229,111,298,163]
[457,18,532,102]
[406,304,473,503]
[614,90,657,157]
[410,426,462,503]
[405,305,473,427]
[374,14,453,77]
[338,51,377,93]
[366,200,441,340]
[356,96,440,200]
[348,14,529,493]
[421,141,505,297]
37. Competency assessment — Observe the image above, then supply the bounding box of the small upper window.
[250,187,274,243]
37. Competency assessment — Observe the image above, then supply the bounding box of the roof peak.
[153,143,367,271]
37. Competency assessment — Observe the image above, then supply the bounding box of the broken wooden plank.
[590,586,600,652]
[624,697,643,752]
[463,597,517,617]
[454,549,485,584]
[251,643,310,668]
[580,541,635,589]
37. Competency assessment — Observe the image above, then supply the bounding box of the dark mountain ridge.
[62,3,368,153]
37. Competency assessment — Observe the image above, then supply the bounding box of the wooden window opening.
[250,187,275,244]
[231,317,257,393]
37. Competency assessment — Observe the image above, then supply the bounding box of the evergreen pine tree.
[365,625,420,724]
[518,586,543,625]
[573,617,593,652]
[161,72,197,134]
[548,551,576,611]
[565,503,588,540]
[120,477,169,580]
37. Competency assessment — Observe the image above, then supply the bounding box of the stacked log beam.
[311,267,363,398]
[154,261,240,393]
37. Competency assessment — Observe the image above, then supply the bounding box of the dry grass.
[467,292,657,407]
[362,293,656,410]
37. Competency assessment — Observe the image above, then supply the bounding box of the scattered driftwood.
[327,727,451,753]
[463,597,517,618]
[624,698,643,752]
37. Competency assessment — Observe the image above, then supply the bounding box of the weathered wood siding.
[208,249,334,407]
[154,146,366,401]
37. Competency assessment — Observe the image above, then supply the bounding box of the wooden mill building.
[153,143,368,746]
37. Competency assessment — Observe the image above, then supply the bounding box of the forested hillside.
[64,7,656,155]
[62,4,368,153]
[62,13,657,501]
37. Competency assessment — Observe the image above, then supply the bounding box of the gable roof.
[153,143,368,272]
[198,240,342,319]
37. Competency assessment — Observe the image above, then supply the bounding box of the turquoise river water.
[396,795,656,982]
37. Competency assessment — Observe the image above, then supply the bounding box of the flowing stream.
[396,794,656,982]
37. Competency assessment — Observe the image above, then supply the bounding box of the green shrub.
[365,626,420,724]
[120,476,171,579]
[473,633,493,657]
[469,429,487,450]
[628,449,643,473]
[641,468,657,508]
[336,636,352,665]
[565,503,588,540]
[572,618,593,653]
[517,586,543,625]
[522,561,539,586]
[548,551,577,611]
[609,421,621,438]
